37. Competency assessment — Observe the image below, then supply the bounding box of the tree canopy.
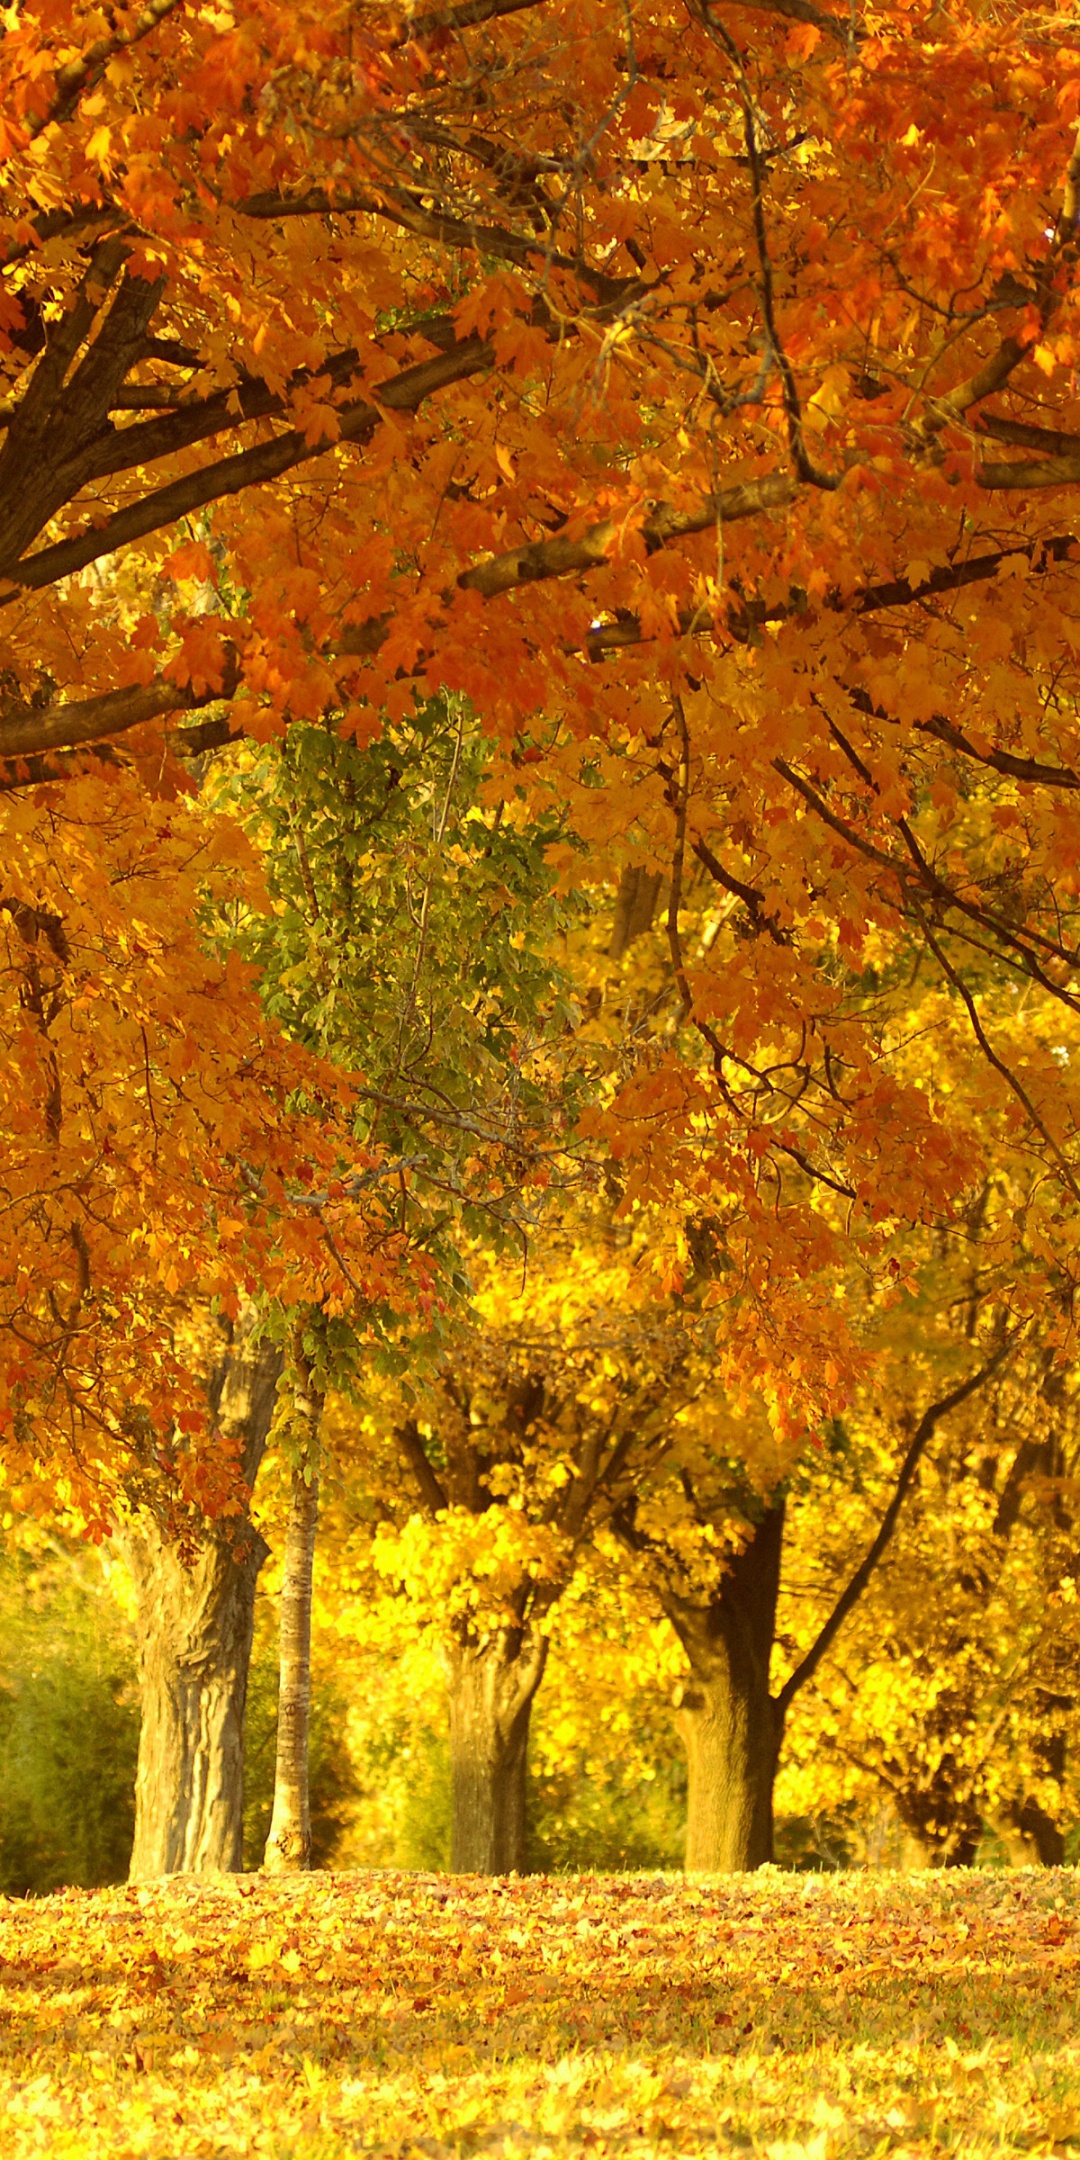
[5,3,1080,1355]
[6,0,1080,1878]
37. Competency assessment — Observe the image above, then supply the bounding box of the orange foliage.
[4,1,1080,1465]
[0,761,409,1518]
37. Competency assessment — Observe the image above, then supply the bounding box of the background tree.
[778,1350,1080,1867]
[339,1219,697,1872]
[205,699,589,1873]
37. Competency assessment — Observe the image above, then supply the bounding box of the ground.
[0,1868,1077,2156]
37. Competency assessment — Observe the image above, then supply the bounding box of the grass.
[0,1866,1077,2156]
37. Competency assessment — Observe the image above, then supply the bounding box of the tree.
[778,1349,1080,1867]
[614,1347,1009,1871]
[261,1323,323,1873]
[342,1220,695,1872]
[121,1309,282,1879]
[5,0,1080,1351]
[206,700,588,1872]
[10,1,1080,1874]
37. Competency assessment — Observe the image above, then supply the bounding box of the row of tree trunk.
[122,1329,1052,1880]
[122,1347,781,1881]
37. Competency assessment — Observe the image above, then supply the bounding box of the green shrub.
[0,1546,139,1895]
[527,1755,687,1875]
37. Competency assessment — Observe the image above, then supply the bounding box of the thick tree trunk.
[668,1497,786,1874]
[679,1668,780,1873]
[263,1356,323,1873]
[446,1631,548,1874]
[122,1324,282,1880]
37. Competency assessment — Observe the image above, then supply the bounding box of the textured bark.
[668,1498,786,1874]
[263,1357,323,1873]
[447,1632,548,1874]
[1000,1800,1064,1867]
[123,1325,282,1880]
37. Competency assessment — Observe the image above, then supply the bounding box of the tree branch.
[915,909,1080,1201]
[395,1419,449,1517]
[775,1338,1015,1718]
[2,336,493,594]
[32,0,183,135]
[459,472,798,596]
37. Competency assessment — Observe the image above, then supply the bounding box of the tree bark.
[446,1630,548,1874]
[263,1352,323,1873]
[122,1323,282,1880]
[667,1498,786,1874]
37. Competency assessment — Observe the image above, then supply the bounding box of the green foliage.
[213,700,587,1318]
[527,1755,687,1875]
[0,1547,138,1896]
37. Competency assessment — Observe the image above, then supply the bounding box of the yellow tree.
[334,1216,709,1873]
[777,1350,1080,1867]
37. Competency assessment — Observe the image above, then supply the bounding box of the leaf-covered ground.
[1,1868,1078,2158]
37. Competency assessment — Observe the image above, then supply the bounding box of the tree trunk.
[446,1631,548,1874]
[122,1324,282,1879]
[1008,1797,1066,1867]
[263,1355,323,1873]
[668,1497,785,1874]
[1004,1692,1069,1865]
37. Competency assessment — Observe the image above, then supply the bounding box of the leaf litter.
[0,1867,1078,2157]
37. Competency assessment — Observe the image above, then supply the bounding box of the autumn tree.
[9,0,1080,1876]
[5,0,1080,1355]
[778,1350,1080,1868]
[199,699,590,1873]
[0,766,338,1510]
[121,1310,283,1878]
[0,741,433,1874]
[608,1331,1012,1872]
[332,1215,716,1874]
